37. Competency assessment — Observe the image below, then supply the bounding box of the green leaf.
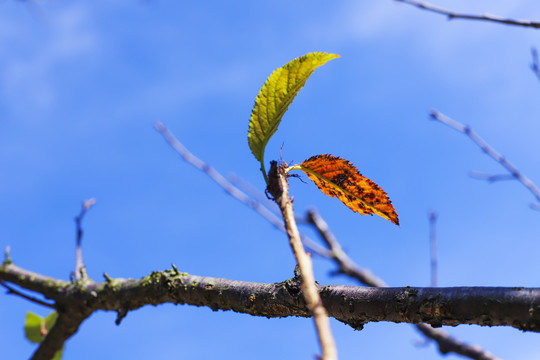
[248,52,339,182]
[52,346,64,360]
[44,311,59,332]
[24,311,64,359]
[24,312,44,343]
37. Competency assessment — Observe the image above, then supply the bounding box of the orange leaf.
[298,154,399,225]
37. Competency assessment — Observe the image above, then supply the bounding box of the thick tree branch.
[0,262,70,301]
[31,311,88,360]
[1,261,539,334]
[395,0,540,29]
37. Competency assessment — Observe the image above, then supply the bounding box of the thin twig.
[531,48,540,82]
[306,209,501,360]
[305,209,387,287]
[429,211,438,287]
[395,0,540,29]
[415,323,501,360]
[154,122,329,255]
[268,162,337,360]
[74,198,96,281]
[431,110,540,209]
[469,171,515,182]
[227,172,280,214]
[0,281,55,308]
[155,122,285,231]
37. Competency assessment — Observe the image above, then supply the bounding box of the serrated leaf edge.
[248,52,340,183]
[287,164,399,225]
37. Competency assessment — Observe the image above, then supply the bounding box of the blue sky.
[1,1,539,359]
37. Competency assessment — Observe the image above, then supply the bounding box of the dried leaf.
[298,154,399,225]
[248,52,339,181]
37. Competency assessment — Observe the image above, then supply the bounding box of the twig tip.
[154,121,165,132]
[429,110,439,120]
[83,198,97,210]
[103,273,113,283]
[4,246,12,265]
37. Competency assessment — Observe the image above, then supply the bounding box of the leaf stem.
[260,159,269,185]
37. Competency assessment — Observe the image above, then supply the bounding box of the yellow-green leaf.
[24,312,44,343]
[24,311,64,359]
[44,311,59,332]
[293,154,399,225]
[248,52,339,182]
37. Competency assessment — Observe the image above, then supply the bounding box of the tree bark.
[2,262,538,333]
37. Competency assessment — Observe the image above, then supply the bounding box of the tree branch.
[267,161,337,360]
[154,121,287,233]
[395,0,540,29]
[1,261,539,334]
[430,110,540,208]
[31,311,88,360]
[74,198,96,281]
[305,209,387,288]
[469,171,516,182]
[532,48,540,82]
[429,211,438,287]
[415,323,500,360]
[0,280,55,309]
[306,209,502,360]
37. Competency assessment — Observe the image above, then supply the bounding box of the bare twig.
[429,211,438,287]
[0,281,55,308]
[395,0,540,29]
[268,162,337,360]
[305,209,387,287]
[74,198,96,281]
[415,323,501,360]
[469,171,515,182]
[4,246,12,265]
[431,110,540,209]
[154,122,330,255]
[532,48,540,82]
[155,122,285,231]
[306,209,501,360]
[227,172,280,214]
